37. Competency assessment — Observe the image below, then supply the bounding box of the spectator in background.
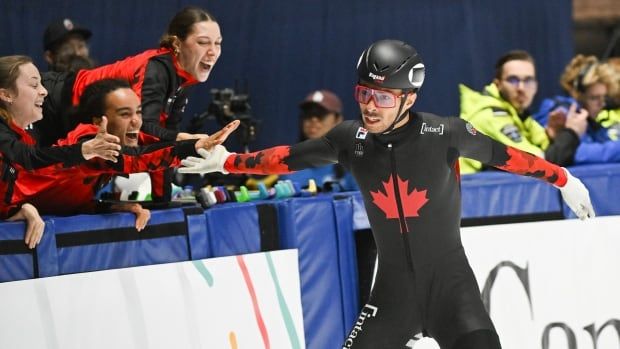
[35,6,222,201]
[596,56,620,130]
[43,18,96,72]
[280,89,358,191]
[535,55,620,164]
[458,50,587,174]
[0,55,121,248]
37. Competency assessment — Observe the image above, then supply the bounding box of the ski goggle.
[354,84,405,108]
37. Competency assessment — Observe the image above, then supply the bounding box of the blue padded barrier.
[561,164,620,218]
[52,207,203,275]
[350,191,371,230]
[460,171,562,218]
[0,218,58,282]
[0,221,35,282]
[332,196,360,331]
[277,196,357,349]
[184,207,210,260]
[204,202,263,258]
[32,218,59,279]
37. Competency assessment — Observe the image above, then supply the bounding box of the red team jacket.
[71,48,199,141]
[0,123,199,217]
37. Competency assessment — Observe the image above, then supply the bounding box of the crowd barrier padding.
[560,163,620,218]
[460,171,562,219]
[277,195,359,349]
[54,207,206,275]
[0,220,57,282]
[204,202,280,257]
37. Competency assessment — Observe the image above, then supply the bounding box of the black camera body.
[192,88,260,151]
[208,88,252,124]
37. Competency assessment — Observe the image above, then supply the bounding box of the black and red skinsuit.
[1,123,200,218]
[220,112,566,348]
[36,48,198,200]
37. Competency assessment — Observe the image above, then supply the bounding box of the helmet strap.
[382,94,409,134]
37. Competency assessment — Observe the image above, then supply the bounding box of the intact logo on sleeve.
[501,124,522,142]
[420,122,444,135]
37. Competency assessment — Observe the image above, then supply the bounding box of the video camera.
[192,88,260,152]
[208,88,252,124]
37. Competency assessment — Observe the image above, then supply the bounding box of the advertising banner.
[0,249,305,349]
[411,216,620,349]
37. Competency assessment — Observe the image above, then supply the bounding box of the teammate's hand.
[109,202,151,231]
[177,132,208,141]
[82,116,122,162]
[557,168,595,220]
[7,203,45,249]
[179,144,232,174]
[194,120,240,152]
[130,204,151,232]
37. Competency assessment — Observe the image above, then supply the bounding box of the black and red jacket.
[0,118,86,217]
[1,123,199,218]
[37,48,199,146]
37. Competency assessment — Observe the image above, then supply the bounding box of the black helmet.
[356,39,425,91]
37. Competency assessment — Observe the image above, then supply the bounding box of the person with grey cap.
[43,18,95,72]
[178,39,595,348]
[279,89,358,191]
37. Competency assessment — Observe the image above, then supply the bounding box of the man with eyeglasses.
[177,40,594,348]
[459,50,587,174]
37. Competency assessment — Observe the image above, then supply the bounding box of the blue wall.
[0,0,573,150]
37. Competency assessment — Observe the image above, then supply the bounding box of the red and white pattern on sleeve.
[497,146,567,187]
[224,146,294,175]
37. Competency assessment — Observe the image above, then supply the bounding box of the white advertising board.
[0,249,305,349]
[410,216,620,349]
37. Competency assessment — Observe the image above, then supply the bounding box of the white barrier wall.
[0,249,305,349]
[412,216,620,349]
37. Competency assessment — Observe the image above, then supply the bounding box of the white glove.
[556,168,595,220]
[178,145,232,174]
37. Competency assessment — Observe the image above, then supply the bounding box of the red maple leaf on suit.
[370,176,429,219]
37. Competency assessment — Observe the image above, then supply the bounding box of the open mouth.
[34,102,44,108]
[199,62,212,72]
[126,132,139,141]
